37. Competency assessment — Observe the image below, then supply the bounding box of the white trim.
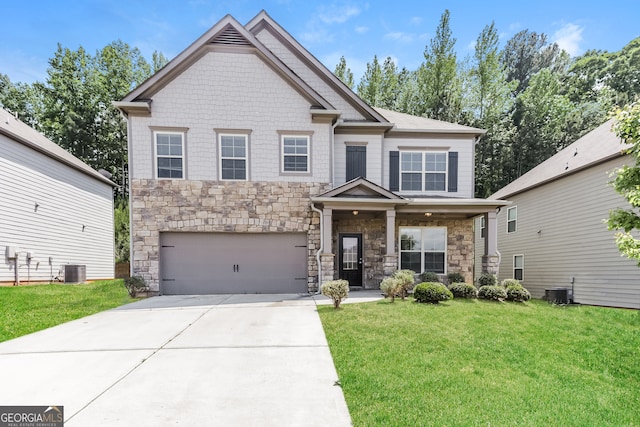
[218,133,249,181]
[398,226,448,274]
[513,254,524,281]
[399,150,447,193]
[507,206,517,233]
[153,130,185,180]
[280,134,310,174]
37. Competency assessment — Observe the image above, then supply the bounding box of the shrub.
[414,282,453,304]
[449,282,478,299]
[501,278,521,288]
[477,273,497,287]
[506,285,531,302]
[478,285,507,301]
[123,276,146,298]
[321,279,349,309]
[447,272,465,284]
[420,271,441,283]
[380,277,402,302]
[392,269,416,300]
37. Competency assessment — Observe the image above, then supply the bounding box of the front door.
[339,233,363,286]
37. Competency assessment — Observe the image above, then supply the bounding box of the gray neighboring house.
[115,11,508,295]
[0,108,115,284]
[475,119,640,309]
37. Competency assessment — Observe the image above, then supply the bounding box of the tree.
[357,55,383,106]
[607,103,640,264]
[0,73,43,128]
[417,9,463,122]
[379,57,400,110]
[334,56,354,89]
[114,199,130,263]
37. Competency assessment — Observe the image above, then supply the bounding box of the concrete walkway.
[0,291,382,426]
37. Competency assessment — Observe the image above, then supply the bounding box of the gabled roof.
[314,177,404,200]
[246,10,389,124]
[116,14,333,112]
[0,109,115,186]
[373,107,485,135]
[491,119,626,200]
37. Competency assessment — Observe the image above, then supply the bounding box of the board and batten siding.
[0,134,114,282]
[333,134,383,187]
[486,155,640,309]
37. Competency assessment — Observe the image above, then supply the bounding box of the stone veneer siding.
[131,179,331,292]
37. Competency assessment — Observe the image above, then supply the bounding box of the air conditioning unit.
[64,265,86,283]
[545,287,571,304]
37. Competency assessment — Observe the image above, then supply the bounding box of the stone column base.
[383,254,399,277]
[481,255,500,276]
[320,253,336,286]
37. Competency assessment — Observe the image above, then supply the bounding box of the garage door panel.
[160,232,308,294]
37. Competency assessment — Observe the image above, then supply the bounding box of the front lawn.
[318,298,640,426]
[0,280,134,342]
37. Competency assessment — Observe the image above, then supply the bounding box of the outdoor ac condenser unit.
[64,265,86,283]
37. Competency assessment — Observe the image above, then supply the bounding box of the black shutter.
[346,146,367,181]
[448,151,458,192]
[389,151,399,191]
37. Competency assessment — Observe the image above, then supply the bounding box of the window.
[400,151,447,192]
[282,136,309,173]
[507,206,517,233]
[155,132,184,179]
[399,227,447,274]
[220,134,247,180]
[480,216,486,238]
[514,255,524,280]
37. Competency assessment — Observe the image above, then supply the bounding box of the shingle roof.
[0,108,115,186]
[373,107,485,134]
[490,119,626,200]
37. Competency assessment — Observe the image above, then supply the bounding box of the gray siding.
[489,156,640,309]
[0,135,114,282]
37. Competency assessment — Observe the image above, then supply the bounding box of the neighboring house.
[474,120,640,309]
[0,108,116,284]
[115,11,508,295]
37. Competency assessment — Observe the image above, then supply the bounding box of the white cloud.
[409,16,422,26]
[553,23,583,56]
[300,28,335,44]
[385,32,414,43]
[355,26,368,34]
[317,4,361,24]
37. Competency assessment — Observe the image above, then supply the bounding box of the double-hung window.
[400,151,447,192]
[220,134,247,180]
[507,206,517,233]
[399,227,447,274]
[282,136,309,173]
[155,132,184,179]
[514,255,524,280]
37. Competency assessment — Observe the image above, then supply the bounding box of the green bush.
[321,279,349,309]
[449,282,478,299]
[420,271,441,283]
[478,285,507,301]
[501,278,521,288]
[477,273,497,287]
[506,285,531,302]
[392,269,416,300]
[123,276,146,297]
[447,272,465,284]
[414,282,453,304]
[380,277,402,302]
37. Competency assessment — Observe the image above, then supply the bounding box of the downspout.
[331,119,343,186]
[311,203,323,295]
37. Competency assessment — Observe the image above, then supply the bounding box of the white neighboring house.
[474,119,640,309]
[0,108,116,284]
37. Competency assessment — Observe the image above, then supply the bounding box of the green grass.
[318,298,640,427]
[0,280,135,342]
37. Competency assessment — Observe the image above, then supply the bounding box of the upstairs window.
[220,134,247,180]
[480,216,486,238]
[400,151,447,192]
[282,136,309,173]
[507,206,517,233]
[155,132,184,179]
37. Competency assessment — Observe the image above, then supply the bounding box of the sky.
[2,0,639,85]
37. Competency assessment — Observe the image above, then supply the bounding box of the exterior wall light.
[352,210,359,216]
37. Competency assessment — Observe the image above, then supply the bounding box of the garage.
[159,232,309,295]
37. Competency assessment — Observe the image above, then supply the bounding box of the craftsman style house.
[116,11,508,295]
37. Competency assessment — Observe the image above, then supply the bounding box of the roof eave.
[112,100,151,117]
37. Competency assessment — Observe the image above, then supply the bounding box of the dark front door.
[346,146,366,181]
[339,233,363,286]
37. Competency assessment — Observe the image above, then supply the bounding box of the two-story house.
[115,11,508,295]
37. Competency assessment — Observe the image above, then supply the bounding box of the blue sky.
[2,0,639,85]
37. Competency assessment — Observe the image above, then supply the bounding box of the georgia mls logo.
[0,405,63,427]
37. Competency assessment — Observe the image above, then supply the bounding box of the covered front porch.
[311,178,509,289]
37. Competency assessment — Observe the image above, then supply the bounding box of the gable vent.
[211,25,252,46]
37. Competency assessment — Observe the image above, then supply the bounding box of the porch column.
[322,208,333,254]
[482,211,500,275]
[383,209,398,276]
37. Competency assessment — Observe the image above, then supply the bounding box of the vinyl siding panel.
[494,156,640,309]
[0,135,114,282]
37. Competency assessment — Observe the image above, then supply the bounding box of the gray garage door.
[159,232,308,294]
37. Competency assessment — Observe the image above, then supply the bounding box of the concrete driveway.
[0,292,382,426]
